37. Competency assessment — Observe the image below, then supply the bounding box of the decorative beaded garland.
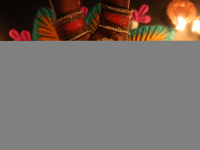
[100,9,131,28]
[51,10,92,41]
[51,11,84,27]
[98,24,130,35]
[54,18,88,40]
[99,3,133,35]
[52,14,83,28]
[100,2,134,16]
[68,29,92,41]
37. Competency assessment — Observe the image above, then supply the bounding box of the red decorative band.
[100,9,131,28]
[55,18,87,40]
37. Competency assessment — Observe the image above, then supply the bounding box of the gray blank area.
[0,42,199,150]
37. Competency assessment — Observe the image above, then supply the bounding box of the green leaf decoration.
[128,25,175,41]
[84,3,101,33]
[32,7,59,41]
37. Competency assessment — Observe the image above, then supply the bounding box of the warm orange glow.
[192,20,199,32]
[176,17,186,30]
[166,0,197,26]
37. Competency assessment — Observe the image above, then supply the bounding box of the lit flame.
[192,20,199,32]
[176,17,186,31]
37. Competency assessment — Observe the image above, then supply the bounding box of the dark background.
[0,0,200,40]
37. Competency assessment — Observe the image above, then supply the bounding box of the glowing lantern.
[176,17,186,30]
[192,16,200,34]
[166,0,197,30]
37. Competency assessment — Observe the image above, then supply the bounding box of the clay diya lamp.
[166,0,197,30]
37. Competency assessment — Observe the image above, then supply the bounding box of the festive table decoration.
[166,0,197,30]
[192,16,200,34]
[130,4,151,30]
[32,3,175,41]
[128,25,175,41]
[9,29,32,41]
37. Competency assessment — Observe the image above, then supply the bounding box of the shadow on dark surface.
[0,0,52,40]
[160,7,174,28]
